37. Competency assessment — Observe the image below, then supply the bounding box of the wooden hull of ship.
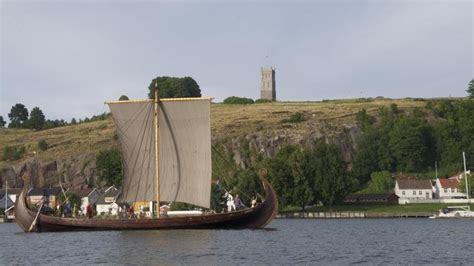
[14,177,278,232]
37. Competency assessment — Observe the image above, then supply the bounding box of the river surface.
[0,219,473,265]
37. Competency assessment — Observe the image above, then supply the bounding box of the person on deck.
[86,203,93,219]
[129,206,135,218]
[64,201,72,217]
[251,196,257,208]
[225,192,236,212]
[234,195,246,209]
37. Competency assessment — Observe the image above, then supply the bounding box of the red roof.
[439,178,459,189]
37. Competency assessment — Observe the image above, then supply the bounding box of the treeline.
[353,100,474,184]
[0,103,109,131]
[223,96,272,104]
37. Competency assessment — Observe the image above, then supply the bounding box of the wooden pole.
[154,82,160,218]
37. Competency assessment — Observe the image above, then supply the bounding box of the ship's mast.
[463,151,469,210]
[4,180,7,218]
[154,82,160,218]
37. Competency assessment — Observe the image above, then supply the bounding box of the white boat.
[430,152,473,219]
[429,206,474,219]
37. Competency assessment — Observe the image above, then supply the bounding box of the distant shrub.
[119,95,129,101]
[255,99,272,104]
[38,139,48,151]
[281,112,306,123]
[2,145,26,161]
[223,96,254,105]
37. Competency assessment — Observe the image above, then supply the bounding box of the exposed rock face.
[1,153,98,189]
[1,123,360,189]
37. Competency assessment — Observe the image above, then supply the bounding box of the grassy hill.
[0,98,425,169]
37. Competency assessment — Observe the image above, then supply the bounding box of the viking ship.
[14,88,278,232]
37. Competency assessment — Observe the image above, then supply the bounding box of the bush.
[2,145,26,161]
[255,99,272,104]
[223,96,254,105]
[38,140,48,151]
[281,112,305,123]
[96,148,123,186]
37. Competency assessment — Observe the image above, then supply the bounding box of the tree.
[28,107,46,130]
[119,95,129,101]
[0,116,5,128]
[289,149,314,210]
[267,145,298,207]
[365,171,394,193]
[148,76,201,99]
[223,96,254,104]
[355,109,375,131]
[71,118,77,125]
[467,79,474,98]
[8,103,28,128]
[96,148,123,186]
[308,141,353,206]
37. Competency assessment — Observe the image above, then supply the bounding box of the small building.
[71,187,101,214]
[0,188,21,204]
[344,193,399,204]
[0,195,14,210]
[27,187,62,208]
[395,177,433,202]
[434,178,466,199]
[96,187,121,216]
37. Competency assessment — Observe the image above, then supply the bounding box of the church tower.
[260,67,276,101]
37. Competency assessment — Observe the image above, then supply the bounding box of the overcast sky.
[1,0,473,121]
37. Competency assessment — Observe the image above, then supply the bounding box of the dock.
[276,212,433,219]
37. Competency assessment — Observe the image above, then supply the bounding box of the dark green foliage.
[148,76,201,99]
[0,116,6,128]
[37,139,48,151]
[43,119,68,129]
[8,103,28,128]
[28,107,46,130]
[289,149,314,210]
[255,99,272,103]
[57,191,81,209]
[223,96,254,104]
[281,112,305,123]
[364,171,394,193]
[353,100,474,184]
[119,95,129,101]
[71,118,77,125]
[467,79,474,98]
[96,148,123,186]
[355,109,375,131]
[266,142,355,209]
[308,141,354,206]
[2,145,26,161]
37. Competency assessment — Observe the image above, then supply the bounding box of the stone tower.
[260,67,276,101]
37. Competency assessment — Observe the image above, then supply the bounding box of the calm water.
[1,219,473,265]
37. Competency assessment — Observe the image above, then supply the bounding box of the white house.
[72,187,102,214]
[434,178,466,199]
[96,187,121,216]
[395,177,433,203]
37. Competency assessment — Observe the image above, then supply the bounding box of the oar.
[28,201,44,232]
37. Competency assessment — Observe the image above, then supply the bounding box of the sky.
[1,0,473,121]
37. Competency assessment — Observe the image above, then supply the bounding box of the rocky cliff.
[0,99,423,189]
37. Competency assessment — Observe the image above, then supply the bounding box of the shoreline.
[276,211,433,219]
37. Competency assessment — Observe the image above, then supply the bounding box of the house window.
[413,191,416,195]
[419,191,422,195]
[402,191,405,195]
[444,188,447,193]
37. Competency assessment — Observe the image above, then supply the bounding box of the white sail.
[107,98,212,208]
